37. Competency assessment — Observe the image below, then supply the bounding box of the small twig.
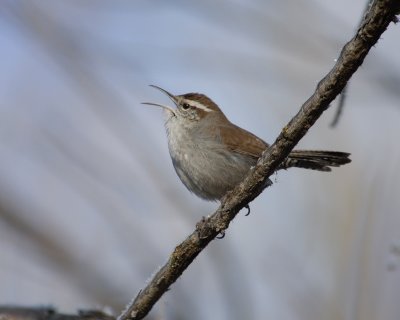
[118,1,399,319]
[330,85,347,127]
[330,0,374,127]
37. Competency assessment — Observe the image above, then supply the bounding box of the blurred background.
[1,1,399,319]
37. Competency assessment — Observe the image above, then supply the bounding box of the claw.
[244,204,251,216]
[216,231,225,239]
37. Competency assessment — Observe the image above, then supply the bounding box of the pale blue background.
[0,1,399,320]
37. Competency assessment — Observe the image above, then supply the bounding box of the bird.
[143,85,351,205]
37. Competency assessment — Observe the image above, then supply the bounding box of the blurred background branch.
[0,306,114,320]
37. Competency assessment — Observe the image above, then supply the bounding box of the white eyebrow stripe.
[186,99,213,112]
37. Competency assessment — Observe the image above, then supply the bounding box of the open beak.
[141,85,177,115]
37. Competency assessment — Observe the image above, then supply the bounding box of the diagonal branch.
[118,1,400,319]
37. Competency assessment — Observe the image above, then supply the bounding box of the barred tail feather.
[281,150,351,171]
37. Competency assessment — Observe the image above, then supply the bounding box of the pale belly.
[168,140,256,201]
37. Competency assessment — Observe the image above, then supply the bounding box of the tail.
[280,150,351,172]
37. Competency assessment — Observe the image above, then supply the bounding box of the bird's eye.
[182,103,190,110]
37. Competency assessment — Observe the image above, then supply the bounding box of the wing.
[218,123,269,159]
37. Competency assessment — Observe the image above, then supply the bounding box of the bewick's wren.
[143,85,351,201]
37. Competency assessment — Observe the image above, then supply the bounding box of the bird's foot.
[244,204,251,216]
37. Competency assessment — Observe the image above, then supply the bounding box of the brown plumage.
[146,85,351,201]
[218,121,350,171]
